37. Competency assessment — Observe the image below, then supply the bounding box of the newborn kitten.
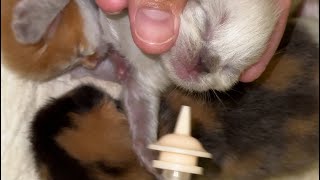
[158,17,319,180]
[6,0,281,174]
[1,0,106,81]
[29,85,154,180]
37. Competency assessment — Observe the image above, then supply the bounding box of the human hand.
[96,0,291,83]
[96,0,187,54]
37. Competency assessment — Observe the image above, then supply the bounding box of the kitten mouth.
[171,57,211,81]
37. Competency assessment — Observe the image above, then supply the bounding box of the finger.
[96,0,128,14]
[128,0,187,54]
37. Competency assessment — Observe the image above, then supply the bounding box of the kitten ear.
[11,0,70,44]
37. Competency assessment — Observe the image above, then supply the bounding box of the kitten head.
[162,0,280,91]
[1,0,105,81]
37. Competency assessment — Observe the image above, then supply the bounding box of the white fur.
[163,0,280,91]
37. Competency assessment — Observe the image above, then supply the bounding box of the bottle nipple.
[148,106,212,179]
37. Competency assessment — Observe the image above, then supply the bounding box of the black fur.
[29,84,122,180]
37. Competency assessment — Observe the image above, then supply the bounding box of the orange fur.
[1,0,93,81]
[56,102,153,180]
[256,55,303,92]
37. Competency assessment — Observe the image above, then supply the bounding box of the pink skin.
[95,0,291,82]
[95,0,127,13]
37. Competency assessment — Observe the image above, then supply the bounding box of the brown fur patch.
[165,89,220,131]
[286,114,318,137]
[219,151,266,179]
[279,142,318,178]
[38,164,52,180]
[284,142,315,164]
[55,101,153,179]
[279,114,319,175]
[257,54,302,91]
[55,101,133,163]
[1,0,90,80]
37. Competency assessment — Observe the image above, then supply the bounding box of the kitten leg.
[122,76,161,178]
[12,0,69,44]
[71,53,162,177]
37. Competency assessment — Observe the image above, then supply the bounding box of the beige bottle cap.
[148,106,212,175]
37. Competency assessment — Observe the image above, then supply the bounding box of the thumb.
[128,0,187,54]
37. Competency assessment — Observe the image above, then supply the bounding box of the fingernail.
[134,8,175,45]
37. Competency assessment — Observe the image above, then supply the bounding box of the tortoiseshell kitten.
[158,18,319,180]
